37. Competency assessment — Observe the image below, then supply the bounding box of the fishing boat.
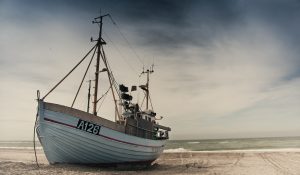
[35,14,171,165]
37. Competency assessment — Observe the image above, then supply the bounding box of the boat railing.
[125,122,169,140]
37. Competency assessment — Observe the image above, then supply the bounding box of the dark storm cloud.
[242,0,300,80]
[111,0,244,49]
[110,0,300,80]
[105,0,300,58]
[2,0,300,75]
[30,0,243,49]
[1,0,243,49]
[112,0,191,26]
[6,0,300,49]
[243,0,300,45]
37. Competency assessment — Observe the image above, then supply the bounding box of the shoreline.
[164,147,300,153]
[1,148,300,174]
[2,147,300,152]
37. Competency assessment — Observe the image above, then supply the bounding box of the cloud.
[1,0,300,140]
[150,17,300,138]
[122,0,244,49]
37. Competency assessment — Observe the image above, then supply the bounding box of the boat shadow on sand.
[48,162,162,171]
[1,161,212,174]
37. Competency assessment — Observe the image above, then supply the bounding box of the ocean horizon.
[2,136,300,152]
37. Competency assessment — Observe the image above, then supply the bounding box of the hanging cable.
[148,91,154,110]
[108,15,144,66]
[42,44,97,100]
[103,31,138,75]
[96,87,111,112]
[96,86,111,103]
[100,47,121,99]
[71,46,97,107]
[101,47,122,98]
[140,91,146,108]
[100,48,122,121]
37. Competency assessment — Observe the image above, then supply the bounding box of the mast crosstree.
[91,14,108,116]
[91,14,120,120]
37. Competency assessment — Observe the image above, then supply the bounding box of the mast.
[87,80,91,113]
[146,70,150,110]
[92,14,109,116]
[141,65,154,110]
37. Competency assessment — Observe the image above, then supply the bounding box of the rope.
[33,90,40,168]
[71,46,97,107]
[140,91,146,108]
[96,87,110,113]
[42,44,97,100]
[100,47,121,100]
[33,111,39,168]
[101,47,122,98]
[139,90,153,110]
[100,48,122,121]
[96,86,111,103]
[148,91,154,110]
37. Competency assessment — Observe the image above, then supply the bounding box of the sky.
[0,0,300,140]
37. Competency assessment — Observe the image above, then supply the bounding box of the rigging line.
[108,67,120,96]
[137,76,141,104]
[108,15,144,66]
[110,67,121,100]
[42,44,97,100]
[148,91,154,110]
[100,47,121,99]
[98,45,122,105]
[110,74,121,101]
[103,52,121,94]
[96,88,110,113]
[96,86,111,103]
[71,45,97,108]
[103,31,138,75]
[100,47,121,121]
[140,91,146,108]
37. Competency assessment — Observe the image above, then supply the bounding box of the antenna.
[140,65,154,110]
[150,63,154,73]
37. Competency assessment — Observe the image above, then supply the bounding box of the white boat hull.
[36,101,166,164]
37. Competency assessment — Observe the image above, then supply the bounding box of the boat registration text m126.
[76,119,101,135]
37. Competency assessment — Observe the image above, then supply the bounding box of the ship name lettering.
[76,119,101,135]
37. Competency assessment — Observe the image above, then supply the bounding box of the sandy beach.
[1,149,300,175]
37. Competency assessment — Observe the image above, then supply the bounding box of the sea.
[1,136,300,152]
[165,136,300,152]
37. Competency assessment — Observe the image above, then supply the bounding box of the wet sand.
[1,148,300,175]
